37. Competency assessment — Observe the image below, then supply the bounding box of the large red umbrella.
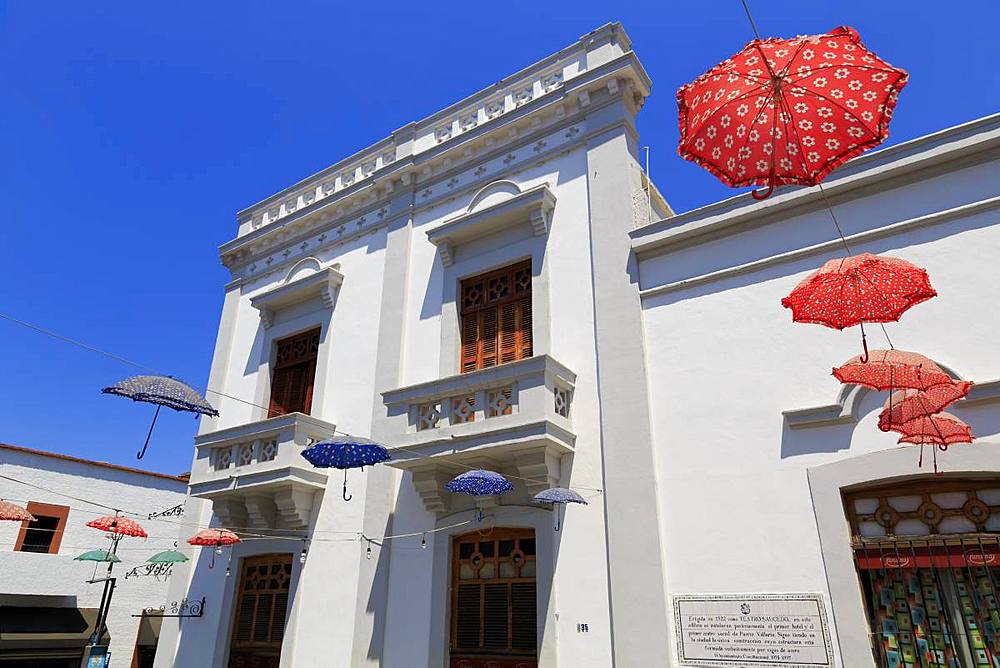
[878,383,973,432]
[832,349,954,391]
[782,254,935,329]
[86,515,148,538]
[0,500,35,522]
[678,26,908,198]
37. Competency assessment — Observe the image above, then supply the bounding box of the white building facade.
[0,443,189,666]
[155,22,1000,668]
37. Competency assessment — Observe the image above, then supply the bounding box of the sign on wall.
[673,593,834,667]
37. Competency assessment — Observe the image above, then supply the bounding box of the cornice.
[221,69,642,284]
[631,113,1000,259]
[230,27,646,241]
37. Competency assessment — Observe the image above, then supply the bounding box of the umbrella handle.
[137,405,162,460]
[554,505,562,532]
[342,470,352,502]
[859,324,870,364]
[751,161,777,200]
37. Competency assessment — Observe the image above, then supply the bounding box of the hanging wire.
[739,0,762,41]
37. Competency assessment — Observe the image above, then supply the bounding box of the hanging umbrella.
[781,254,935,358]
[0,500,35,522]
[832,349,955,392]
[147,550,189,564]
[894,412,974,446]
[86,515,148,538]
[187,528,241,569]
[74,549,121,563]
[446,470,514,521]
[677,25,907,199]
[533,488,587,532]
[300,436,390,501]
[103,375,219,459]
[893,412,974,474]
[878,383,973,432]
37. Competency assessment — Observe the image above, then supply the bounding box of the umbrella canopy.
[86,515,148,538]
[0,500,35,522]
[894,412,974,446]
[102,375,218,416]
[832,349,955,391]
[147,550,189,564]
[677,26,907,198]
[102,375,219,460]
[532,488,588,505]
[445,470,514,497]
[781,254,936,330]
[878,383,973,432]
[74,549,121,563]
[300,437,390,469]
[187,528,241,546]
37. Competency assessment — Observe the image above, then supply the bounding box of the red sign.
[857,544,1000,569]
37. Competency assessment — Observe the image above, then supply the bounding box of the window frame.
[228,553,294,667]
[14,502,70,554]
[267,328,321,418]
[458,260,533,374]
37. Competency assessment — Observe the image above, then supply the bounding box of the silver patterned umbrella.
[103,375,218,459]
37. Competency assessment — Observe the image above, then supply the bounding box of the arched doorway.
[450,529,537,668]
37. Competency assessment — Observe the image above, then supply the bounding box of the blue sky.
[1,1,996,475]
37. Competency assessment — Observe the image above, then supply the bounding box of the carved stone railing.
[189,413,335,530]
[381,355,575,513]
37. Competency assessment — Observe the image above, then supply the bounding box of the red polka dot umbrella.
[677,26,907,198]
[878,383,973,432]
[0,500,35,522]
[832,349,955,392]
[187,528,241,546]
[782,254,936,358]
[86,515,148,538]
[895,412,973,446]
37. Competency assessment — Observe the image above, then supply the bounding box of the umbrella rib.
[683,83,773,143]
[781,75,891,139]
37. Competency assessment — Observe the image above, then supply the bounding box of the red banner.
[857,544,1000,569]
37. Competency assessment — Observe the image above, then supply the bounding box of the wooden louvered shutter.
[459,261,532,374]
[268,329,319,417]
[229,554,293,668]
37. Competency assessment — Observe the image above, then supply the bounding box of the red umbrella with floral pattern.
[878,383,973,432]
[677,25,907,198]
[188,528,241,568]
[832,349,954,391]
[894,411,974,473]
[86,515,148,538]
[0,500,35,522]
[781,254,936,357]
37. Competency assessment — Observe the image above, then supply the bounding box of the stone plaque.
[673,593,834,667]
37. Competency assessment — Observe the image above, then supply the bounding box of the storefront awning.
[0,606,109,659]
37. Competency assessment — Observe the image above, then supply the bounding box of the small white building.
[154,22,1000,668]
[0,443,189,667]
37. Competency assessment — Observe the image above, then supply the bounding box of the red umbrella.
[187,528,241,546]
[0,500,35,522]
[781,254,936,355]
[878,383,973,432]
[677,26,907,198]
[86,515,148,538]
[895,412,973,446]
[832,349,954,391]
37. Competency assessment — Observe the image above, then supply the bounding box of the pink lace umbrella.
[878,383,973,432]
[187,528,241,568]
[86,515,148,538]
[0,500,35,522]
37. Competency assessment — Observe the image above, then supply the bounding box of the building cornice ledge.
[631,113,1000,258]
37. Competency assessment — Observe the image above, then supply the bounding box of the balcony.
[381,355,575,513]
[189,413,335,530]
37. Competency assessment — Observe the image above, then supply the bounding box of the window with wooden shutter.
[460,261,532,374]
[450,529,537,668]
[14,502,69,554]
[267,329,320,417]
[228,554,293,668]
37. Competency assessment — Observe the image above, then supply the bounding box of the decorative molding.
[784,376,1000,430]
[249,266,343,328]
[639,196,1000,299]
[426,183,556,267]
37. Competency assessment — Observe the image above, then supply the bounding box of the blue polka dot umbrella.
[533,487,587,531]
[103,375,219,460]
[445,470,513,521]
[301,437,390,501]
